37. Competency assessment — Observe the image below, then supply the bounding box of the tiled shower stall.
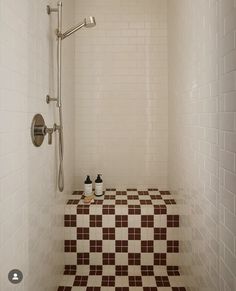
[0,0,235,291]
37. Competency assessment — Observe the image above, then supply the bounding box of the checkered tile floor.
[59,189,186,290]
[58,265,186,290]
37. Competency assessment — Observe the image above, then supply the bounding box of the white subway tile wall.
[219,0,236,289]
[168,0,236,290]
[0,0,75,291]
[74,0,168,189]
[168,0,220,290]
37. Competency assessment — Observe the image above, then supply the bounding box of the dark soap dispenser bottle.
[95,174,103,196]
[84,175,92,196]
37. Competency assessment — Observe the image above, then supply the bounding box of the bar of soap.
[83,194,95,204]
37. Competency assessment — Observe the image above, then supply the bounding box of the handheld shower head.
[84,16,96,28]
[60,16,96,39]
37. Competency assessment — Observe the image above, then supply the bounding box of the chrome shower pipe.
[57,1,62,108]
[47,2,96,192]
[60,22,85,40]
[56,1,64,192]
[47,1,64,192]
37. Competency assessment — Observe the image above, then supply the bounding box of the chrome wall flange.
[46,5,58,15]
[31,114,57,147]
[46,94,57,104]
[46,5,51,15]
[31,114,45,147]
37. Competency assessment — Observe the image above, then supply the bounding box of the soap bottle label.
[84,184,92,196]
[95,183,103,196]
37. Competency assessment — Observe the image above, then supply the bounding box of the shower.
[60,17,96,39]
[46,1,96,192]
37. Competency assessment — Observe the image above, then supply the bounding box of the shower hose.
[58,107,64,192]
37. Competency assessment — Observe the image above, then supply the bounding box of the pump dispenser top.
[85,175,92,184]
[95,174,103,183]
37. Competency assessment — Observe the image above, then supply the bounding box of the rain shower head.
[61,16,96,40]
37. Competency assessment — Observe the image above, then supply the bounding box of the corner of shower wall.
[218,0,236,290]
[167,0,220,290]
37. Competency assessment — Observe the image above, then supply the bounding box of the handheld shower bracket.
[46,94,57,104]
[47,4,59,15]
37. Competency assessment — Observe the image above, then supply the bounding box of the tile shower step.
[58,265,186,291]
[64,189,180,267]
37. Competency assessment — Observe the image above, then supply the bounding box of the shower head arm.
[59,22,85,40]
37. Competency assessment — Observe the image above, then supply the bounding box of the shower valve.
[44,127,54,145]
[31,114,58,147]
[45,124,61,144]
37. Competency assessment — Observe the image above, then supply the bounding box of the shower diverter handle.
[44,127,54,145]
[34,125,55,145]
[44,124,61,145]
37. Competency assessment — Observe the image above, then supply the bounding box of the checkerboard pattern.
[58,266,186,291]
[59,189,185,290]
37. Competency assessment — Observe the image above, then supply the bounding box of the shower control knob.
[45,127,54,145]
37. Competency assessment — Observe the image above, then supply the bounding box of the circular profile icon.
[8,269,23,284]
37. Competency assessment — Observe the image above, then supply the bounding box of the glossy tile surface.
[74,0,168,189]
[168,0,236,290]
